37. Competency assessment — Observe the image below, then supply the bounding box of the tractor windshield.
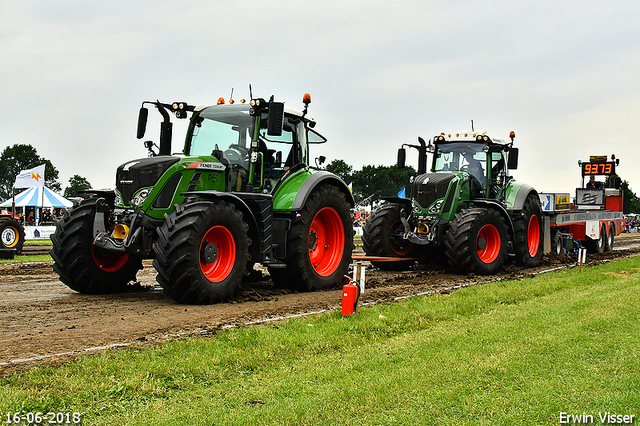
[187,106,253,159]
[433,142,486,181]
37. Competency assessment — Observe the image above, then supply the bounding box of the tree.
[326,159,353,183]
[0,144,61,199]
[351,164,415,205]
[64,175,92,198]
[620,180,640,214]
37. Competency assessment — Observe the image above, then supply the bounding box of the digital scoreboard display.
[581,162,616,176]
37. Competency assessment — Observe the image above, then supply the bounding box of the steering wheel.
[224,144,249,165]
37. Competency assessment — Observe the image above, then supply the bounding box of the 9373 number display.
[582,162,615,176]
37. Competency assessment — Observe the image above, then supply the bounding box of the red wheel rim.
[390,220,413,256]
[200,225,236,282]
[308,207,345,277]
[527,215,540,257]
[92,246,129,272]
[476,224,501,263]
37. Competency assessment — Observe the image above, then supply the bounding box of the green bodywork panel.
[129,158,314,219]
[503,181,533,211]
[272,168,312,211]
[137,156,226,220]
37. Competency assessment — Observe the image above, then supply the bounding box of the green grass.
[1,258,639,425]
[0,239,52,262]
[24,239,53,246]
[0,254,51,263]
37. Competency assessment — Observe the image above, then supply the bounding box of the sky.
[2,0,640,196]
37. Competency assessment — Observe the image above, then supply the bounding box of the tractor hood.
[115,156,180,207]
[413,173,456,211]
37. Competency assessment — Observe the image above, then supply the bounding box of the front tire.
[153,199,250,304]
[362,203,416,271]
[0,218,25,254]
[269,184,352,291]
[513,193,544,267]
[445,208,508,275]
[50,198,142,294]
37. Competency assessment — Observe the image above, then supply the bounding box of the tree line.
[2,143,640,213]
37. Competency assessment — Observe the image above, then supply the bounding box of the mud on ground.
[2,234,640,376]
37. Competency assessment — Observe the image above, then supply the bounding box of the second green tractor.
[363,131,543,274]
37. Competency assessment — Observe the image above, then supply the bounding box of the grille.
[116,157,179,206]
[413,173,455,209]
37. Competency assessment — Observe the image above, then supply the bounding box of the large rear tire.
[269,184,352,291]
[362,203,416,271]
[513,193,544,267]
[0,218,25,254]
[153,199,250,304]
[445,208,508,275]
[50,198,142,294]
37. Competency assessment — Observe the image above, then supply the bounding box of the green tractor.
[362,131,543,274]
[51,93,354,304]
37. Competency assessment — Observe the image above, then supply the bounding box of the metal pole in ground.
[578,248,587,272]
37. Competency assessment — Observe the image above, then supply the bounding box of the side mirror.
[267,101,284,136]
[508,147,519,170]
[137,107,148,139]
[397,148,406,169]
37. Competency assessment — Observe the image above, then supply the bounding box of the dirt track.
[2,234,640,376]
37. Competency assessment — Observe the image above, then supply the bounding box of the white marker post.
[578,248,587,272]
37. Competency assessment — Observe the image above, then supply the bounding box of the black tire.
[362,203,416,271]
[445,208,508,275]
[0,218,25,254]
[153,199,250,304]
[50,198,142,294]
[513,193,544,267]
[269,184,352,291]
[586,224,606,254]
[552,229,565,255]
[605,223,615,251]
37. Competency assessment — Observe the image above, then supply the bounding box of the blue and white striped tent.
[0,186,73,208]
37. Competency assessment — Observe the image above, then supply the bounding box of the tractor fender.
[470,199,516,241]
[80,189,117,208]
[506,183,538,211]
[290,171,355,211]
[380,197,412,209]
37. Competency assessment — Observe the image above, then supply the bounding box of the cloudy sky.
[2,0,640,196]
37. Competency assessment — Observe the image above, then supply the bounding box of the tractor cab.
[184,99,326,194]
[430,132,518,200]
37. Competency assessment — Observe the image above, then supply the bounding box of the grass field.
[0,240,52,263]
[1,257,639,425]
